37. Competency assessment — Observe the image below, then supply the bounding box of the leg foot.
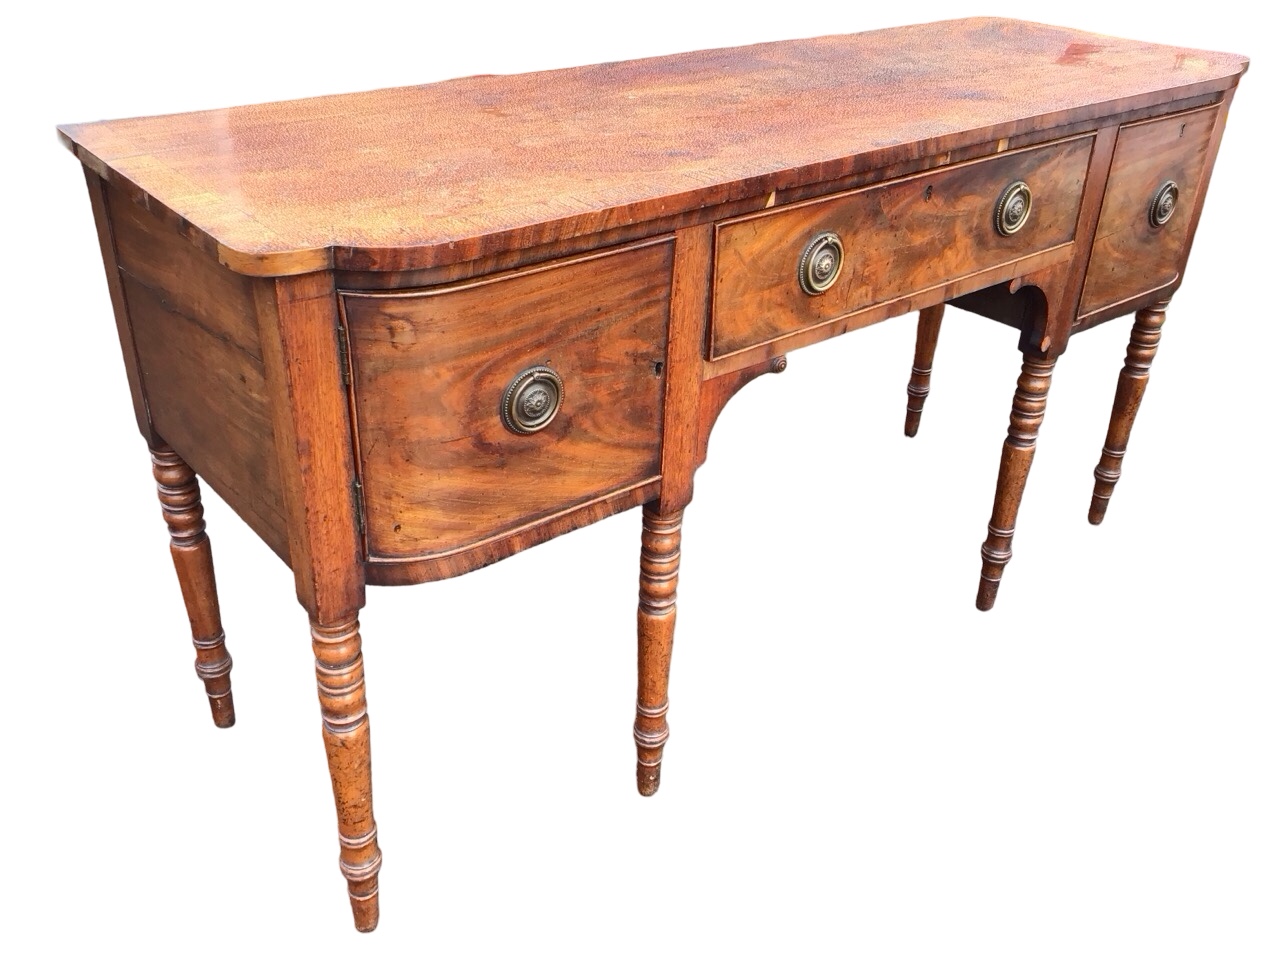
[150,444,235,727]
[904,304,945,437]
[635,503,682,796]
[976,355,1056,610]
[1089,302,1168,525]
[312,616,381,932]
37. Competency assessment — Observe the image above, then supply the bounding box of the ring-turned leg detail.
[150,443,235,728]
[904,304,945,437]
[635,503,682,797]
[312,616,382,932]
[1089,302,1168,525]
[976,355,1057,611]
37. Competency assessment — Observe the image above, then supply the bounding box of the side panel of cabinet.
[102,181,290,561]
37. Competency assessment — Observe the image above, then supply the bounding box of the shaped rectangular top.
[59,18,1247,277]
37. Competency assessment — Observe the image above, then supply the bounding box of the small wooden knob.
[994,180,1033,236]
[501,365,563,434]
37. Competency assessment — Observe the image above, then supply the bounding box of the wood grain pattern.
[83,170,154,440]
[102,176,289,556]
[328,92,1224,296]
[1089,302,1169,524]
[254,272,364,622]
[659,224,716,514]
[57,20,1245,277]
[694,356,789,468]
[256,272,373,931]
[1034,122,1121,351]
[976,355,1056,610]
[343,240,671,569]
[59,18,1250,936]
[107,185,263,361]
[635,504,682,796]
[1159,89,1237,305]
[904,306,945,437]
[311,616,381,932]
[1079,106,1217,318]
[151,443,235,727]
[707,243,1075,378]
[366,481,662,586]
[124,273,289,560]
[711,136,1093,358]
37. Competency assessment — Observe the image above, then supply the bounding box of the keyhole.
[924,185,934,201]
[1180,123,1186,137]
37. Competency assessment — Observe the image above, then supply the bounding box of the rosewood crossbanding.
[59,18,1247,931]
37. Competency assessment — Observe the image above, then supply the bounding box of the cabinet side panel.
[82,169,154,439]
[107,186,264,360]
[107,186,290,562]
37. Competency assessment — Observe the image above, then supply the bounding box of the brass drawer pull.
[502,365,563,434]
[798,231,844,295]
[994,180,1033,236]
[1149,180,1179,227]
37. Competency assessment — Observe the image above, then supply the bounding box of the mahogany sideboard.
[58,18,1247,931]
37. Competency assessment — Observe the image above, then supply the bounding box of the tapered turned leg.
[150,443,235,727]
[904,303,945,437]
[312,616,382,932]
[1089,302,1169,525]
[976,355,1057,611]
[635,503,682,796]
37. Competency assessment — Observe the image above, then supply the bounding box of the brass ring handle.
[798,231,844,295]
[994,180,1033,236]
[1149,180,1179,227]
[501,365,563,434]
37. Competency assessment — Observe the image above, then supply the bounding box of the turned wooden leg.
[1089,302,1169,525]
[311,615,382,932]
[904,303,945,437]
[635,503,682,796]
[976,355,1056,611]
[150,443,235,727]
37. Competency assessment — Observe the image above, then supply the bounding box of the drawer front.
[1078,106,1219,319]
[710,136,1094,359]
[341,239,672,562]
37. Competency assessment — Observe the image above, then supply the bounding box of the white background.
[4,2,1275,956]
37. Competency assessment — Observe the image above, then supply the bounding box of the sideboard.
[58,18,1247,931]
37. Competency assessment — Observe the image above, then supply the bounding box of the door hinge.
[352,477,366,534]
[337,322,352,386]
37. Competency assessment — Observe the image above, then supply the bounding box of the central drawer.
[341,238,672,564]
[710,135,1094,359]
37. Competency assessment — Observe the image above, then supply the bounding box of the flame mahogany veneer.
[59,18,1247,932]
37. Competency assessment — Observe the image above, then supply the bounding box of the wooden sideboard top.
[57,17,1246,278]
